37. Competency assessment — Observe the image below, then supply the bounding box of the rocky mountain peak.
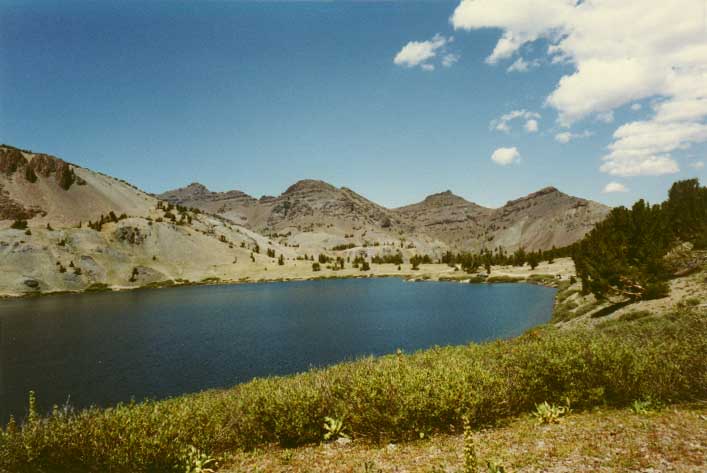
[185,182,209,192]
[282,179,337,196]
[421,190,473,207]
[502,186,564,208]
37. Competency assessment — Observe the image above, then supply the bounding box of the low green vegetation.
[85,283,111,293]
[525,274,556,285]
[485,275,524,283]
[531,401,570,425]
[10,219,28,230]
[467,275,487,283]
[1,307,704,472]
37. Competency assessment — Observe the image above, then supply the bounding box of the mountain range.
[159,179,609,253]
[0,144,610,296]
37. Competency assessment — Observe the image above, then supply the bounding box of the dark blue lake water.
[0,278,555,422]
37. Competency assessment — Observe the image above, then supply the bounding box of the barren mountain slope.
[0,145,156,227]
[394,190,494,249]
[158,182,258,224]
[487,187,610,251]
[161,179,447,257]
[395,187,610,251]
[0,207,297,297]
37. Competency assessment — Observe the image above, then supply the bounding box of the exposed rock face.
[395,190,492,229]
[160,182,257,208]
[263,180,404,231]
[0,147,27,175]
[0,147,80,190]
[159,179,409,235]
[0,145,156,227]
[130,266,167,285]
[114,226,146,245]
[30,154,80,190]
[395,187,610,251]
[486,187,610,250]
[23,278,40,289]
[159,182,258,224]
[0,186,43,221]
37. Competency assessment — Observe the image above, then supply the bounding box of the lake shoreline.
[0,259,573,301]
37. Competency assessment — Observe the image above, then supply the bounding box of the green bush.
[1,311,704,472]
[526,274,555,284]
[643,281,670,300]
[486,275,524,283]
[10,220,27,230]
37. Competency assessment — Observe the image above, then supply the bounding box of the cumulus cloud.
[602,182,629,193]
[554,130,593,144]
[394,34,457,71]
[631,103,642,111]
[491,109,541,133]
[491,147,521,166]
[451,0,707,177]
[524,119,539,133]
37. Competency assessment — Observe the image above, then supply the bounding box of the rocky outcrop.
[0,147,27,175]
[0,146,80,190]
[114,226,147,245]
[0,185,44,221]
[159,182,257,208]
[30,154,81,190]
[0,145,156,227]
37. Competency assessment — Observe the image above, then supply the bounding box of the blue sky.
[1,1,705,208]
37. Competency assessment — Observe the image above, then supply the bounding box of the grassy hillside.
[1,303,704,472]
[223,403,707,472]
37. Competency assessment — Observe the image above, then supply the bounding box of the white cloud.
[689,160,705,169]
[653,98,707,123]
[491,147,521,166]
[442,53,460,68]
[596,111,614,124]
[490,109,540,133]
[602,182,629,193]
[524,119,539,133]
[554,132,572,144]
[554,130,593,144]
[599,155,680,177]
[506,57,539,73]
[394,34,457,71]
[451,0,707,177]
[599,120,707,175]
[631,103,642,111]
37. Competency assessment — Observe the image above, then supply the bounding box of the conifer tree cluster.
[371,252,404,265]
[573,179,706,301]
[87,211,128,231]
